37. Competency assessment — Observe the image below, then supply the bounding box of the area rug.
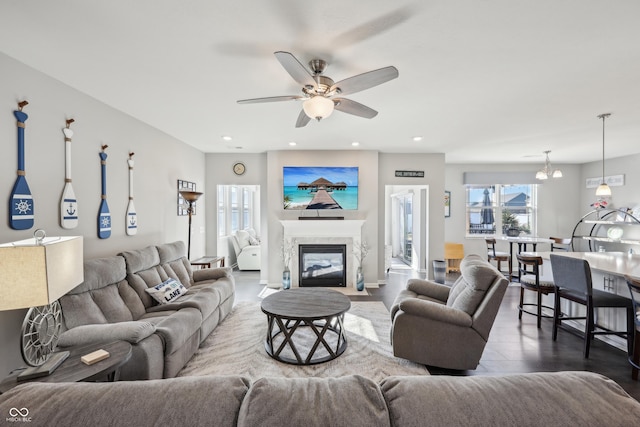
[177,301,428,382]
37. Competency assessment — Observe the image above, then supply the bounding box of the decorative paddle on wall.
[126,152,137,236]
[10,101,34,230]
[60,119,78,229]
[98,145,111,239]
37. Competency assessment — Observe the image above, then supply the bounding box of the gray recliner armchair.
[390,254,509,370]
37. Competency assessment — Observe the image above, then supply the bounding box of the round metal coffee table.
[261,288,351,365]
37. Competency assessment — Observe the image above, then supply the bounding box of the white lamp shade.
[303,96,334,120]
[0,236,84,311]
[535,170,548,180]
[595,183,612,197]
[552,169,563,178]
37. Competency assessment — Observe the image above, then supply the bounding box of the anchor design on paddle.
[60,118,78,228]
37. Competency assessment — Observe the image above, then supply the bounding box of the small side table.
[0,341,132,394]
[190,255,225,269]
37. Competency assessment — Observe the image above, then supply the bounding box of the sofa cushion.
[145,278,189,304]
[237,376,390,427]
[58,321,156,346]
[446,254,500,315]
[0,376,250,427]
[60,256,145,329]
[380,372,640,427]
[121,245,160,275]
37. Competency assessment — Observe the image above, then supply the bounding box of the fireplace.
[299,244,347,287]
[280,219,365,289]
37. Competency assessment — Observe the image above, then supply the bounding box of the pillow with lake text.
[145,278,188,304]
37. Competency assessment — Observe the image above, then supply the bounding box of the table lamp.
[179,190,202,259]
[0,231,84,380]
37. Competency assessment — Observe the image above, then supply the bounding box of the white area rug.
[178,301,428,382]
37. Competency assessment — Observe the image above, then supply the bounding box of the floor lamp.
[0,232,84,380]
[179,190,202,259]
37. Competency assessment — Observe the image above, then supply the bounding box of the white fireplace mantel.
[280,220,365,288]
[281,220,365,238]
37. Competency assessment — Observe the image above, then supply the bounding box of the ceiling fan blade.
[330,66,398,96]
[333,98,378,119]
[295,109,311,128]
[274,51,317,88]
[237,95,302,104]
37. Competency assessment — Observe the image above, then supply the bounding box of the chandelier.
[535,150,563,180]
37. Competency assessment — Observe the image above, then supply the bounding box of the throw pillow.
[248,236,259,245]
[145,278,188,304]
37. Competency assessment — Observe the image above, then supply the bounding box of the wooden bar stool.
[485,238,511,278]
[516,254,555,328]
[625,275,640,380]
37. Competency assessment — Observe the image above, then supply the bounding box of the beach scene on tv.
[283,166,358,210]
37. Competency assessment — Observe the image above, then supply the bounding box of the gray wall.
[579,153,640,213]
[0,53,206,376]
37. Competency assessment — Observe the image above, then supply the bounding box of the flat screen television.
[283,166,358,210]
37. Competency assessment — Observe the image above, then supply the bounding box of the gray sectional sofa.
[56,241,234,380]
[2,372,640,426]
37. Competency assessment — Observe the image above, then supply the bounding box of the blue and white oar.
[60,119,78,229]
[126,152,137,236]
[98,145,111,239]
[10,101,34,230]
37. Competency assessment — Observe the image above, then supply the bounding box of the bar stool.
[516,254,555,328]
[550,254,633,358]
[625,275,640,380]
[550,237,571,252]
[485,238,511,278]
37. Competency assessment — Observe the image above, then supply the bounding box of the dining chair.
[516,254,555,328]
[550,237,572,252]
[550,254,633,358]
[625,275,640,380]
[485,238,511,278]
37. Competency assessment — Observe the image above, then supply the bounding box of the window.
[217,185,257,236]
[466,184,537,237]
[242,188,250,230]
[230,186,239,233]
[217,186,226,237]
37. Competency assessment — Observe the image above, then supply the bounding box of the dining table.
[499,236,555,278]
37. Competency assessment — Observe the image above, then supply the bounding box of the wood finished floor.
[232,267,640,401]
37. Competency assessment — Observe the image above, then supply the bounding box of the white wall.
[0,53,206,376]
[444,163,583,257]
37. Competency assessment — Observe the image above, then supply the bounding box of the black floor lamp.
[179,190,202,259]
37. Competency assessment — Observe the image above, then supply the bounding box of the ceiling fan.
[237,51,399,128]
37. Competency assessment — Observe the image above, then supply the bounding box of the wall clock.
[233,162,246,176]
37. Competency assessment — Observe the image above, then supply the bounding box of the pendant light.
[535,150,563,180]
[595,113,612,197]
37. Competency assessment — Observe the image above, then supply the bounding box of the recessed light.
[222,135,232,141]
[352,141,360,146]
[289,141,297,146]
[412,136,423,142]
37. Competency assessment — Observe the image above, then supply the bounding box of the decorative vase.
[282,269,291,290]
[356,267,365,291]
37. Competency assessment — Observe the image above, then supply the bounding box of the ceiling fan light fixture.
[303,96,334,121]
